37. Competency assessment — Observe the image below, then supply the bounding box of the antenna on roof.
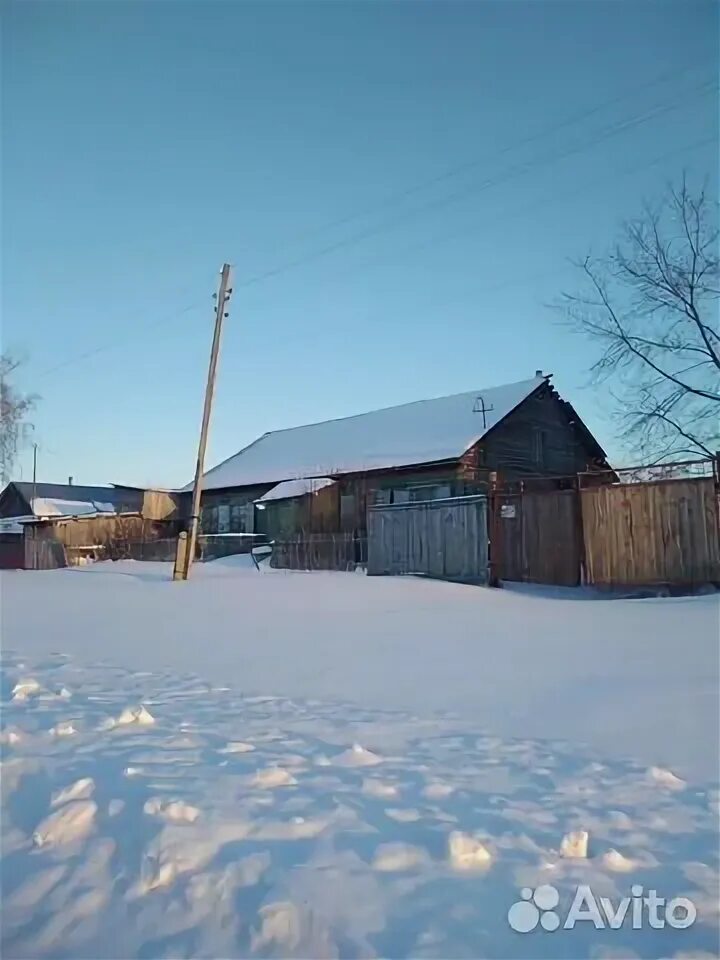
[472,395,494,429]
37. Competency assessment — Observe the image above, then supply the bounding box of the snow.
[190,375,545,490]
[31,497,117,518]
[0,516,29,533]
[255,477,335,503]
[1,560,718,958]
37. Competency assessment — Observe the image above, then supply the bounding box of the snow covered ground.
[1,559,718,958]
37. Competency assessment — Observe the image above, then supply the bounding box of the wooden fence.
[23,514,180,568]
[367,495,488,583]
[580,476,720,587]
[492,463,720,589]
[270,533,366,572]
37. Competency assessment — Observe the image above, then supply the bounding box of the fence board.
[368,496,488,583]
[581,476,720,586]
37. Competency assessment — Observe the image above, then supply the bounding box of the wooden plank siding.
[261,483,340,539]
[581,477,720,586]
[463,386,606,480]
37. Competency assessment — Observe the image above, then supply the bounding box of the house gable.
[0,483,32,519]
[462,382,609,478]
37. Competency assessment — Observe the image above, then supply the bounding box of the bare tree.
[0,354,37,485]
[563,177,719,463]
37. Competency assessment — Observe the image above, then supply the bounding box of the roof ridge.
[194,374,549,491]
[255,376,543,439]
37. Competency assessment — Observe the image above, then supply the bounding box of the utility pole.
[32,443,38,512]
[178,263,233,580]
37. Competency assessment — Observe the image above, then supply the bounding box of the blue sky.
[2,0,718,487]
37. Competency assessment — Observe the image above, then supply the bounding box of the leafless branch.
[560,176,720,461]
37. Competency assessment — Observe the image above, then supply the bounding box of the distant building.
[183,374,610,538]
[0,482,180,523]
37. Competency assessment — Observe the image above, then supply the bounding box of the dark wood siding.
[197,485,273,533]
[466,385,606,479]
[261,484,340,539]
[0,484,32,518]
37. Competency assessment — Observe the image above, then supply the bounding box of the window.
[243,503,255,533]
[340,494,356,530]
[217,504,230,533]
[201,505,218,533]
[409,484,451,502]
[534,429,548,467]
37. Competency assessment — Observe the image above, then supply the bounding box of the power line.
[30,74,716,383]
[35,134,713,389]
[38,299,208,379]
[289,134,717,294]
[235,78,716,291]
[236,56,716,258]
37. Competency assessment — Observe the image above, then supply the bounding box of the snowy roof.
[255,478,335,504]
[9,482,143,515]
[192,376,546,492]
[31,498,117,519]
[0,517,28,534]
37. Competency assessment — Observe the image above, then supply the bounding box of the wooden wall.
[199,485,271,533]
[0,484,31,518]
[467,385,606,479]
[260,483,340,539]
[0,534,25,569]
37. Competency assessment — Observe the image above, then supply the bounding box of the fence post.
[714,452,720,555]
[575,473,587,586]
[173,532,189,581]
[487,471,501,587]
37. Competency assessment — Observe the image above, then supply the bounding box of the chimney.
[535,369,543,377]
[68,476,73,486]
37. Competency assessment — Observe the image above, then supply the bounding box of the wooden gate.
[493,488,582,586]
[367,495,488,583]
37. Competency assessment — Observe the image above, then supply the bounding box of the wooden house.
[184,373,610,538]
[0,482,182,568]
[0,482,180,523]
